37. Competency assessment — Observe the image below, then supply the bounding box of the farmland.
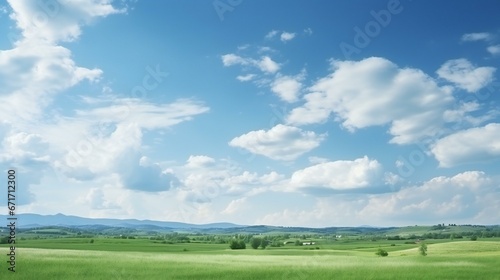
[1,229,500,279]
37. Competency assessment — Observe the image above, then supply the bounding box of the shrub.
[229,239,246,249]
[470,236,478,241]
[375,248,388,257]
[419,243,428,256]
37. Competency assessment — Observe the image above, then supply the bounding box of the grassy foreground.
[2,240,500,279]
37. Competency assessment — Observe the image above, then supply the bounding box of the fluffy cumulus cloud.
[280,32,296,42]
[186,155,216,168]
[50,97,206,187]
[119,156,179,192]
[0,130,50,206]
[229,124,326,161]
[437,58,496,93]
[358,171,498,225]
[290,156,382,190]
[176,156,283,204]
[431,123,500,167]
[287,57,455,144]
[259,171,500,227]
[271,73,304,103]
[0,0,124,123]
[0,39,102,123]
[7,0,124,43]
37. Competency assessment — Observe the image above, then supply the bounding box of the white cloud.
[443,101,493,126]
[236,74,256,82]
[437,58,496,93]
[287,57,455,144]
[265,30,279,39]
[176,157,282,203]
[7,0,124,43]
[257,56,280,73]
[84,187,121,210]
[461,32,492,42]
[229,124,326,161]
[221,53,250,67]
[260,171,500,227]
[75,98,209,130]
[271,72,305,103]
[487,45,500,55]
[358,171,497,225]
[221,197,247,214]
[186,155,216,168]
[304,28,313,35]
[280,32,296,42]
[290,156,382,190]
[0,40,103,122]
[30,97,208,188]
[431,123,500,167]
[0,131,50,163]
[221,54,280,74]
[119,155,179,192]
[0,0,124,123]
[308,156,329,164]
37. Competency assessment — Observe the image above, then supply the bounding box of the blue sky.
[0,0,499,227]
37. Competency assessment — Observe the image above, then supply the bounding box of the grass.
[1,238,499,279]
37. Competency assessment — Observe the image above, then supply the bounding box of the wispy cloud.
[461,32,492,42]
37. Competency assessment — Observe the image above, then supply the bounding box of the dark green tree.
[229,239,246,249]
[375,248,388,257]
[250,237,262,249]
[260,238,267,249]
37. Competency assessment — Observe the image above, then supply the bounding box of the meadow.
[2,237,500,279]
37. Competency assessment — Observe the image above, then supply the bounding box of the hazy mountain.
[0,213,243,229]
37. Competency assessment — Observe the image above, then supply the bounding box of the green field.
[2,238,500,279]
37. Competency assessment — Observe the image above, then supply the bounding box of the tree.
[0,236,9,244]
[470,235,478,241]
[250,237,262,249]
[260,239,267,249]
[419,243,427,256]
[230,239,246,250]
[375,248,388,257]
[295,240,302,246]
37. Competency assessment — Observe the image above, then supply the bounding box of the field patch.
[2,243,499,280]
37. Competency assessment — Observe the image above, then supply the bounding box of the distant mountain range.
[0,213,243,229]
